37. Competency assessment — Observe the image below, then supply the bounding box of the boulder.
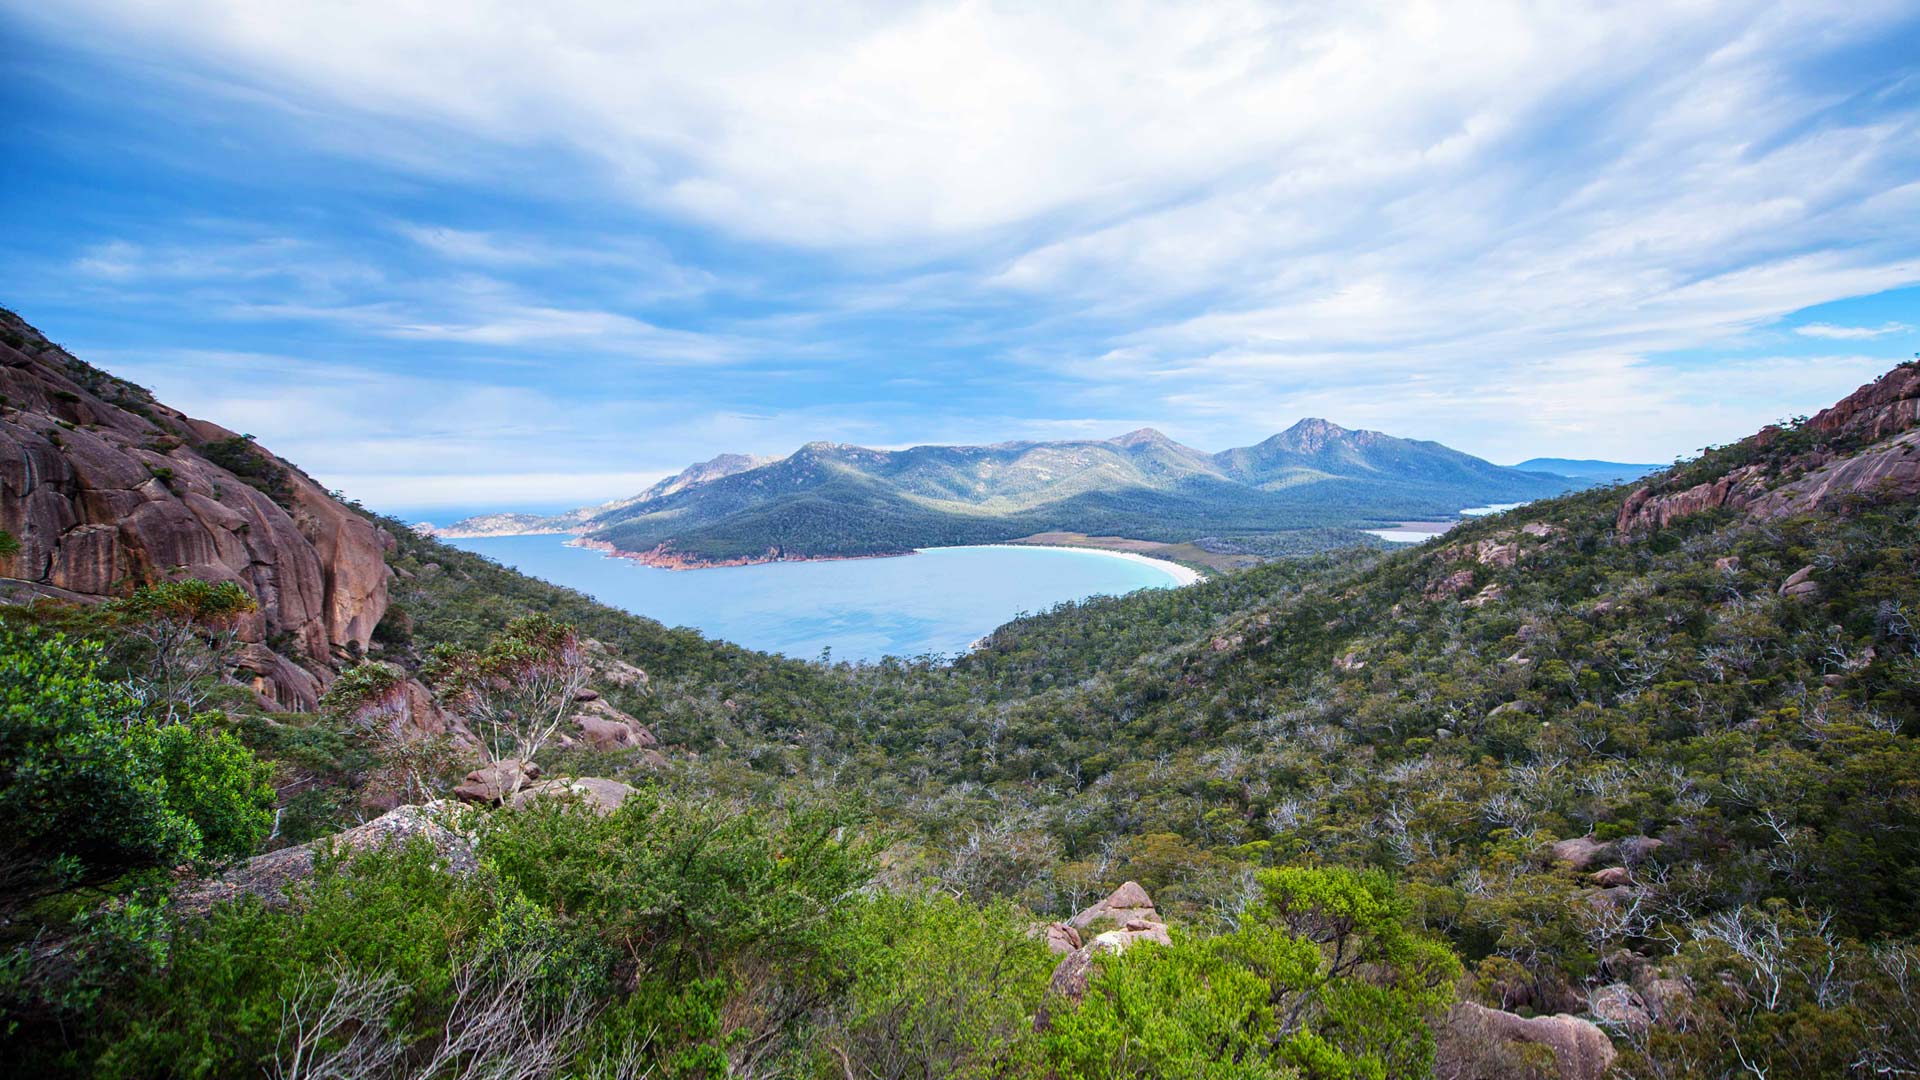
[453,758,540,804]
[1551,836,1614,872]
[1474,540,1520,568]
[1589,983,1651,1033]
[1779,564,1820,601]
[1426,569,1476,600]
[174,802,475,919]
[1043,922,1082,955]
[1521,522,1558,538]
[507,776,635,815]
[571,696,661,751]
[1466,583,1507,607]
[1713,555,1742,571]
[1590,866,1631,888]
[1442,1002,1616,1080]
[1638,977,1693,1023]
[1068,880,1158,932]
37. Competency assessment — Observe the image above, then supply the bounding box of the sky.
[3,1,1918,514]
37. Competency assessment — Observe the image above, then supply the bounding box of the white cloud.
[1795,321,1914,339]
[16,2,1920,477]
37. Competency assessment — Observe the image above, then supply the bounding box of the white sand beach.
[925,543,1205,587]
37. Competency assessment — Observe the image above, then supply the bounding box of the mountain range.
[443,419,1582,566]
[8,301,1920,1078]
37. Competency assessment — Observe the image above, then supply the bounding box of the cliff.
[1617,363,1920,534]
[0,309,392,709]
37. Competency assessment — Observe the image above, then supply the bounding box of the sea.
[415,529,1184,663]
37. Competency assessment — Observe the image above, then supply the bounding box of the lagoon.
[433,535,1188,663]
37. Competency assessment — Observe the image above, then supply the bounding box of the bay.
[433,535,1187,663]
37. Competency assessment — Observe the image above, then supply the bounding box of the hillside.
[4,310,1918,1080]
[452,420,1574,566]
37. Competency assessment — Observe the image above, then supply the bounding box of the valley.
[3,307,1919,1079]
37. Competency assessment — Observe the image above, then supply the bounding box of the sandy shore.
[924,543,1206,587]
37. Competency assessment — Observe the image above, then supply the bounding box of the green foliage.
[93,840,493,1079]
[0,628,271,899]
[195,435,294,508]
[479,791,878,981]
[101,578,256,627]
[816,892,1055,1079]
[1045,934,1293,1080]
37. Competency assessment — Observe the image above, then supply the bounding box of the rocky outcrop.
[1551,836,1613,872]
[1615,465,1768,534]
[1805,362,1920,442]
[1426,569,1476,600]
[1749,427,1920,520]
[453,758,540,803]
[1617,363,1920,536]
[0,311,392,709]
[507,776,635,814]
[1778,564,1820,601]
[1037,883,1173,1030]
[173,802,475,919]
[1441,1002,1616,1080]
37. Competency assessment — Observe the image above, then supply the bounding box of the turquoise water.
[434,535,1183,663]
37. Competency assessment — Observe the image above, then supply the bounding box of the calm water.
[434,535,1183,662]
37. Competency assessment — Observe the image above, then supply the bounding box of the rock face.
[1806,362,1920,441]
[1615,465,1769,534]
[0,311,392,709]
[1749,427,1920,520]
[1618,363,1920,535]
[174,802,476,918]
[1441,1003,1616,1080]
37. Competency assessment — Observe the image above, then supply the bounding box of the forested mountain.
[449,419,1574,566]
[4,307,1919,1080]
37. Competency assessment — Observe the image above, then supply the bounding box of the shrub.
[0,628,272,901]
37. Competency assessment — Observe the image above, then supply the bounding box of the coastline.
[567,536,915,570]
[930,543,1206,587]
[550,535,1202,585]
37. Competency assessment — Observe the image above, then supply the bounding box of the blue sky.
[3,2,1918,513]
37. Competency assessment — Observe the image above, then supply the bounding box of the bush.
[0,628,272,901]
[815,891,1054,1079]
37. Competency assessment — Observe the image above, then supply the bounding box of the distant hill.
[1512,457,1664,484]
[454,420,1576,566]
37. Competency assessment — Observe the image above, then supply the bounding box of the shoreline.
[932,543,1205,587]
[568,536,913,570]
[493,534,1203,585]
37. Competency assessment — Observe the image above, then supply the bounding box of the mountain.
[1512,456,1664,484]
[462,419,1575,566]
[0,308,392,709]
[7,304,1920,1079]
[436,451,776,537]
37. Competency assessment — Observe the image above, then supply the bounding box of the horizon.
[3,3,1918,513]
